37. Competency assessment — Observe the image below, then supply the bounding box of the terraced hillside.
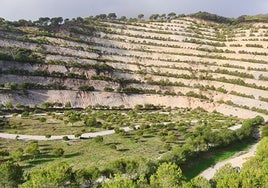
[0,17,268,120]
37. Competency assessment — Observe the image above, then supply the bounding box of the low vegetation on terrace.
[0,12,268,121]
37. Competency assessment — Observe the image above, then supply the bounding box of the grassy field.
[0,108,244,175]
[0,130,168,170]
[1,108,239,135]
[4,113,101,135]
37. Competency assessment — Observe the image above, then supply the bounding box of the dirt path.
[199,142,258,180]
[0,127,135,141]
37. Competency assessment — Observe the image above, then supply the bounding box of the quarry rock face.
[0,17,268,120]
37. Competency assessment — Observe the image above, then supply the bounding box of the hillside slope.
[0,17,268,120]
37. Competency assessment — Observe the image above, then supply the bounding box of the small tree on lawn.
[52,148,65,157]
[94,136,103,143]
[25,141,40,158]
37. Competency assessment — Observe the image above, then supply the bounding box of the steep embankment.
[0,17,268,120]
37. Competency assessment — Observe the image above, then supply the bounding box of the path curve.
[199,142,258,180]
[0,127,136,141]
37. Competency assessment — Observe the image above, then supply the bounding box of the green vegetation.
[189,11,234,24]
[0,12,268,187]
[0,106,265,187]
[246,43,264,48]
[78,85,95,91]
[182,138,255,179]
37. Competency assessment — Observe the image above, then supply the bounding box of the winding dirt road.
[0,127,135,141]
[199,142,258,180]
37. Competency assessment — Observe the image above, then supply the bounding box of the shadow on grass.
[64,152,81,158]
[142,135,155,138]
[47,122,59,125]
[117,148,129,152]
[22,152,81,168]
[105,142,121,146]
[39,144,51,147]
[71,125,83,128]
[123,135,134,139]
[134,139,147,143]
[40,147,52,152]
[26,158,55,166]
[80,137,91,140]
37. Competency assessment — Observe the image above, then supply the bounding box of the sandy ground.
[199,142,258,180]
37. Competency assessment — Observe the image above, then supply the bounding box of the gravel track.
[0,127,134,141]
[199,142,258,180]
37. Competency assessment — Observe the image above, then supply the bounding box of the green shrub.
[39,117,47,122]
[52,148,65,157]
[78,85,95,91]
[62,136,69,141]
[45,134,51,138]
[21,111,29,117]
[94,136,103,143]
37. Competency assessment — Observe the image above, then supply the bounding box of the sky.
[0,0,267,21]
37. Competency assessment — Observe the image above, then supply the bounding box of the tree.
[256,137,268,160]
[237,15,246,23]
[189,11,233,24]
[84,117,97,127]
[25,141,40,158]
[186,176,212,188]
[4,82,17,90]
[261,124,268,138]
[119,16,127,21]
[78,85,95,91]
[13,47,33,62]
[11,148,24,162]
[160,14,166,20]
[50,17,63,26]
[134,104,143,111]
[137,14,144,20]
[212,164,240,188]
[20,162,77,187]
[40,102,50,109]
[39,117,47,122]
[0,162,23,188]
[76,166,100,186]
[62,136,69,141]
[0,116,8,128]
[104,158,139,176]
[102,174,137,188]
[35,17,50,27]
[52,148,65,157]
[94,136,104,143]
[107,13,117,20]
[239,157,263,188]
[5,101,13,109]
[110,144,117,150]
[68,112,80,125]
[0,149,9,159]
[21,111,29,117]
[0,17,5,23]
[12,19,32,27]
[95,14,107,20]
[150,162,184,188]
[149,14,159,20]
[65,101,71,108]
[45,134,51,138]
[168,12,176,19]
